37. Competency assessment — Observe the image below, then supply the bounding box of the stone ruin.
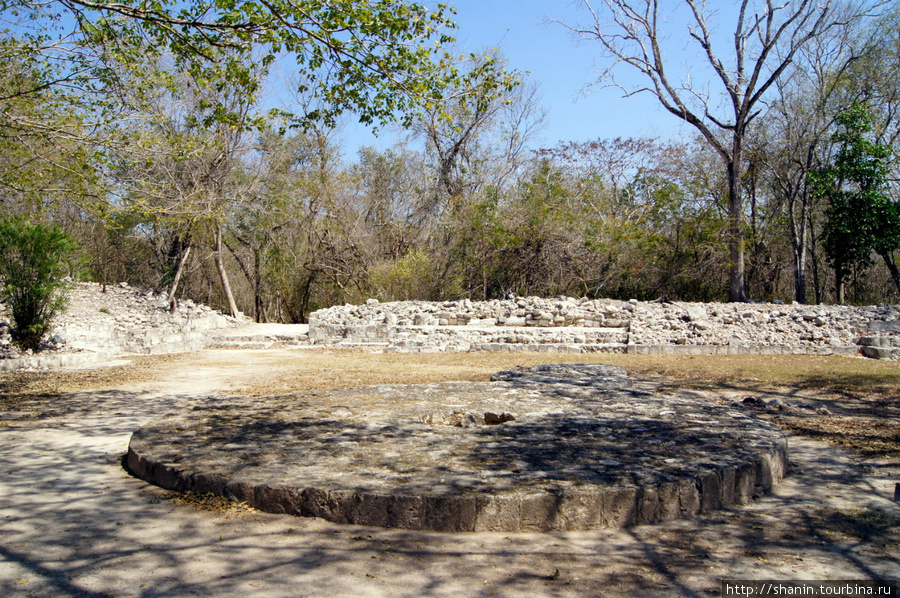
[308,296,900,359]
[0,282,237,370]
[127,365,788,532]
[4,284,898,370]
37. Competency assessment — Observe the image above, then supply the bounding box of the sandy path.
[1,349,898,597]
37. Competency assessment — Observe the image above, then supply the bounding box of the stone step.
[210,335,310,349]
[334,341,391,349]
[861,346,900,360]
[0,350,115,372]
[209,340,277,350]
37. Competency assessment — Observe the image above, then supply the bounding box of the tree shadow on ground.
[2,370,899,597]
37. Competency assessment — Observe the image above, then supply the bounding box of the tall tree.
[109,59,255,316]
[849,7,900,149]
[413,51,524,212]
[560,0,880,301]
[757,17,867,303]
[810,101,898,301]
[0,38,100,215]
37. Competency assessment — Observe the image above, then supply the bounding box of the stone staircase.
[208,323,310,349]
[857,319,900,359]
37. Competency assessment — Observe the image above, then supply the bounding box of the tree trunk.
[793,245,807,304]
[835,257,845,305]
[297,271,315,324]
[879,251,900,298]
[223,235,262,322]
[254,248,263,323]
[789,203,808,304]
[214,223,240,318]
[168,245,192,313]
[726,154,748,302]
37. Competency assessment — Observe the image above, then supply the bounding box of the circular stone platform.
[126,364,788,532]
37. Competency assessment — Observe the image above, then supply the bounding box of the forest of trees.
[2,0,899,324]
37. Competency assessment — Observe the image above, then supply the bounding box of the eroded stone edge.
[125,435,788,533]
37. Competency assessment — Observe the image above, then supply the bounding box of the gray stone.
[868,320,900,333]
[684,306,706,322]
[483,412,515,425]
[127,364,788,533]
[1,281,239,370]
[305,296,898,361]
[766,398,787,411]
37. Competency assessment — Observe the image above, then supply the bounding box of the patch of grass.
[612,354,900,395]
[220,352,900,396]
[4,351,898,398]
[810,507,900,549]
[780,416,900,458]
[165,491,259,516]
[0,353,189,410]
[209,350,642,396]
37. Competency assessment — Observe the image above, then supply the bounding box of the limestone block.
[684,306,706,322]
[698,470,722,512]
[473,495,521,532]
[634,486,660,525]
[677,477,701,518]
[655,481,682,523]
[868,320,900,333]
[422,495,478,532]
[556,489,605,530]
[861,346,894,360]
[518,493,560,531]
[600,487,639,527]
[734,462,757,504]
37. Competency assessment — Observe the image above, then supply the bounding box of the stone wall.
[1,282,238,371]
[309,296,900,359]
[4,285,897,370]
[54,282,236,354]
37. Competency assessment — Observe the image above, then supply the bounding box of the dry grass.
[0,353,187,399]
[218,351,900,397]
[164,491,259,516]
[2,349,898,456]
[3,350,898,396]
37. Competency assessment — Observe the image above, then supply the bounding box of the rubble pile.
[0,282,237,369]
[3,283,898,368]
[309,296,900,359]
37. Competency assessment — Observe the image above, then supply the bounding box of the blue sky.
[340,0,693,154]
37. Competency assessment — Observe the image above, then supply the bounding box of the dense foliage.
[0,217,78,350]
[1,2,899,324]
[811,102,900,303]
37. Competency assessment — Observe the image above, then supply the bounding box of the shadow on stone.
[126,364,788,532]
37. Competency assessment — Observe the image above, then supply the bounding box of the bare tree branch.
[555,0,885,301]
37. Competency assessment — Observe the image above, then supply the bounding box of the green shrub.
[368,249,436,301]
[0,216,78,352]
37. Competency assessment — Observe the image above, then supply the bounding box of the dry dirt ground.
[1,347,899,597]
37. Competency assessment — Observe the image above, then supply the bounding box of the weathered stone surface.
[308,296,900,360]
[5,283,899,369]
[1,281,238,369]
[127,364,789,532]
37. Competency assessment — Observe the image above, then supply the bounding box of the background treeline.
[2,2,899,323]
